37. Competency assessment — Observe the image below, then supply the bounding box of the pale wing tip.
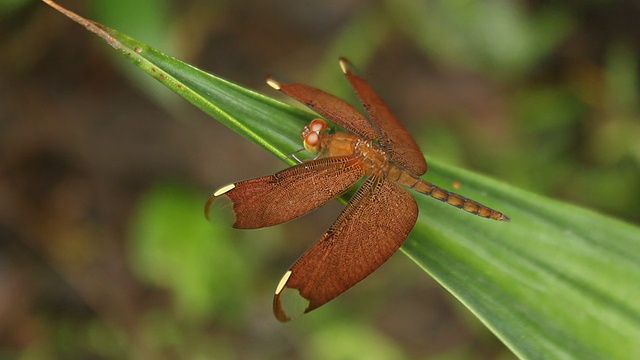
[275,270,292,295]
[338,57,351,74]
[273,270,310,322]
[265,76,281,90]
[213,183,235,197]
[204,183,235,219]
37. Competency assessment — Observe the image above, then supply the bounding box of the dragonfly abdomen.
[386,164,510,221]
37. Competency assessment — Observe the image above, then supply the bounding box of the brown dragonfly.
[206,58,509,322]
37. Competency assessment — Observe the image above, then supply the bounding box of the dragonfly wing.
[273,176,418,321]
[267,77,378,141]
[340,58,428,175]
[206,156,364,228]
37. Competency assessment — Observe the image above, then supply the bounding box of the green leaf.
[405,163,640,359]
[44,1,640,358]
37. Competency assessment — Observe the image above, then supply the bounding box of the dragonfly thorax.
[353,138,389,176]
[302,118,390,176]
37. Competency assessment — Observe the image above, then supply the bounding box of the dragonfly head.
[301,118,329,154]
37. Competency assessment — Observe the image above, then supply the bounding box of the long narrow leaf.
[43,1,640,358]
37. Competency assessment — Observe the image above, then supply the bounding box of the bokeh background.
[1,0,639,359]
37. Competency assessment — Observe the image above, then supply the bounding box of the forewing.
[206,156,364,229]
[273,176,418,321]
[340,58,428,175]
[268,78,378,141]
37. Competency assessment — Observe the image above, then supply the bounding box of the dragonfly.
[205,58,510,322]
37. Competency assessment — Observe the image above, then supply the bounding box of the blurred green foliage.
[389,0,574,78]
[128,183,250,322]
[0,0,29,16]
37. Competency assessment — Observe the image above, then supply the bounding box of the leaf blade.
[406,162,640,358]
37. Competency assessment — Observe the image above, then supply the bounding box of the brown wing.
[206,156,364,229]
[266,77,378,141]
[273,176,418,321]
[340,58,428,175]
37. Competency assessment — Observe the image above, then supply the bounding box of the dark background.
[1,0,639,358]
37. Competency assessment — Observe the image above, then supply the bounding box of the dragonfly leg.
[287,148,306,164]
